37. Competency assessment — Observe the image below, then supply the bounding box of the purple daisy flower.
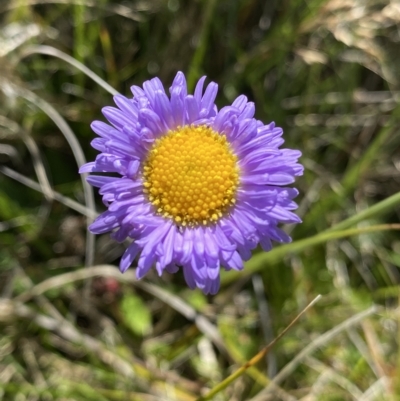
[80,72,303,294]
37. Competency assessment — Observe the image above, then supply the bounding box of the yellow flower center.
[142,125,239,226]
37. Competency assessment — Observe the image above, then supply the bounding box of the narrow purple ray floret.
[80,72,303,294]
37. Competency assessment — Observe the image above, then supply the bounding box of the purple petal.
[120,242,140,273]
[113,95,138,121]
[86,175,116,188]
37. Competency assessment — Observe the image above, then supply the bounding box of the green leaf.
[120,293,152,336]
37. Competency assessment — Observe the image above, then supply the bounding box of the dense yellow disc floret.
[142,125,239,226]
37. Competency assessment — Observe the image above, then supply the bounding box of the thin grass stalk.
[222,222,400,284]
[196,295,322,401]
[186,0,217,91]
[0,166,97,218]
[19,45,119,96]
[0,80,96,271]
[250,305,379,401]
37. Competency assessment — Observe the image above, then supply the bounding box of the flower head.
[80,72,303,294]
